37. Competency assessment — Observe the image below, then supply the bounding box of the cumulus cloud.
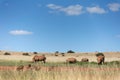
[47,4,62,10]
[61,5,83,15]
[9,30,33,35]
[47,4,83,16]
[108,3,120,12]
[86,6,106,14]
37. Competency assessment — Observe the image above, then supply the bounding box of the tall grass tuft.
[0,60,120,80]
[0,65,120,80]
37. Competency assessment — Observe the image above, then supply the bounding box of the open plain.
[0,51,120,62]
[0,50,120,80]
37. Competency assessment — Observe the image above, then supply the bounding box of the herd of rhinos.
[16,53,105,71]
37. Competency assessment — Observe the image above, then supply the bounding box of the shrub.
[33,52,38,54]
[55,51,59,56]
[55,53,59,56]
[96,52,104,57]
[55,51,59,53]
[4,52,11,55]
[61,53,65,56]
[67,50,75,53]
[22,53,29,56]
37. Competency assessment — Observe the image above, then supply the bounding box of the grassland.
[0,68,119,80]
[0,50,120,80]
[0,61,120,80]
[0,51,120,62]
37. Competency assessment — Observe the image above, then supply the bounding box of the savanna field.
[0,50,120,80]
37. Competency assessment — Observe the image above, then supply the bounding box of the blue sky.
[0,0,120,52]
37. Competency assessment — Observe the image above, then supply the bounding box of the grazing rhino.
[66,58,77,63]
[81,58,89,62]
[26,64,41,71]
[16,65,24,71]
[25,64,33,70]
[97,55,105,65]
[33,55,46,63]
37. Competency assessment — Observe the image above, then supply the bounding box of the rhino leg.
[43,60,46,63]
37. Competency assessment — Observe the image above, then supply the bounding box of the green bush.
[55,51,59,56]
[67,50,75,53]
[22,53,29,56]
[55,51,59,53]
[33,52,38,54]
[61,53,65,56]
[55,53,59,56]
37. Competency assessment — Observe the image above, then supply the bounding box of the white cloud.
[61,5,83,15]
[9,30,33,35]
[108,3,120,12]
[47,4,83,16]
[47,4,62,10]
[86,6,106,14]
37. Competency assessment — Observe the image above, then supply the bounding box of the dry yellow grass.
[0,67,120,80]
[0,50,120,80]
[0,50,120,62]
